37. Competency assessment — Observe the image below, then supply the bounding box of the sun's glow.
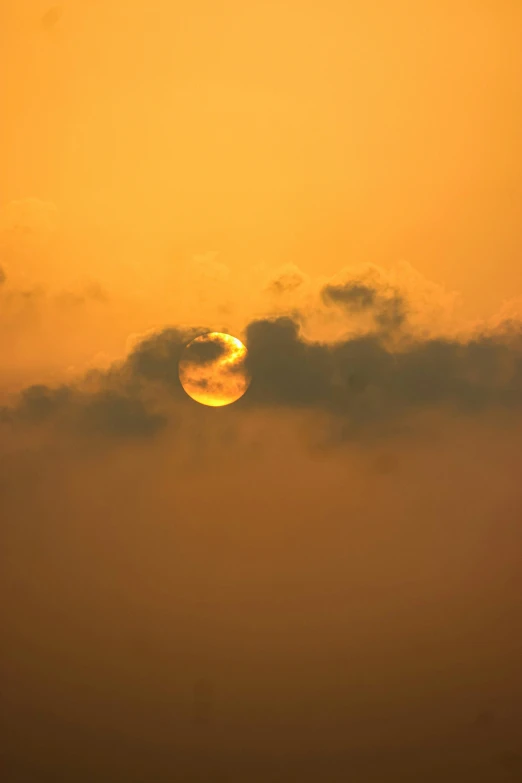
[178,332,250,407]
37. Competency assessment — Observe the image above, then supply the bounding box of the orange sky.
[2,0,522,338]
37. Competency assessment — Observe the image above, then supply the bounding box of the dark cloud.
[127,326,205,389]
[322,281,377,309]
[322,280,408,330]
[244,316,522,423]
[0,266,6,286]
[181,334,227,365]
[15,383,73,423]
[2,315,522,440]
[374,292,408,330]
[79,390,167,438]
[2,383,165,439]
[0,325,209,439]
[244,317,333,406]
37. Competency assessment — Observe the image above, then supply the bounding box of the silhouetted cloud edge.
[1,316,521,440]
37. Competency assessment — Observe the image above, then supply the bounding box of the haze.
[1,1,522,781]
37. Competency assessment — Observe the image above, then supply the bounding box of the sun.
[178,332,251,407]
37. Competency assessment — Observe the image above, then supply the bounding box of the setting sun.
[178,331,250,407]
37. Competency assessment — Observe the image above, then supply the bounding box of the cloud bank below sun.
[1,250,522,447]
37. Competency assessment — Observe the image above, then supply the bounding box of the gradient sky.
[1,2,522,781]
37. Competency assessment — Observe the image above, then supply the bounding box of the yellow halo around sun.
[178,332,251,407]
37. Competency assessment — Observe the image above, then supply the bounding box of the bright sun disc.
[178,332,251,407]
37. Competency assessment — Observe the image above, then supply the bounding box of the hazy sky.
[1,2,522,781]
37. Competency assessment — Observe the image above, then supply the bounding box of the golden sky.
[2,1,522,324]
[1,2,522,781]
